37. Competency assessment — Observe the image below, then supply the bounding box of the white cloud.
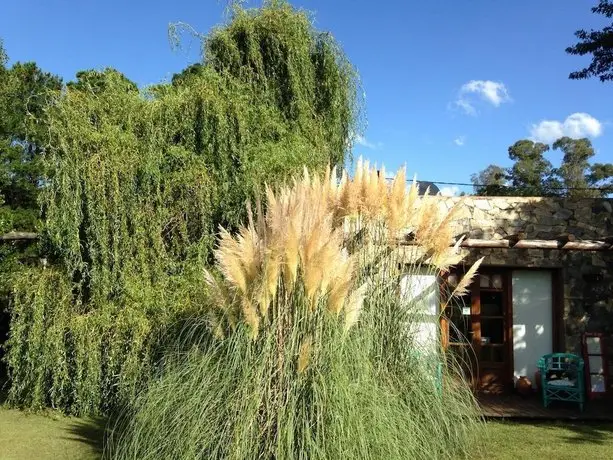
[453,80,511,115]
[354,133,382,150]
[529,112,603,144]
[462,80,510,106]
[453,136,465,146]
[439,186,460,197]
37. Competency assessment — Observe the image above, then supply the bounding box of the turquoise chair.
[537,353,585,411]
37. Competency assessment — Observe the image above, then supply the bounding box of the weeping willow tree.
[5,1,360,415]
[108,161,482,460]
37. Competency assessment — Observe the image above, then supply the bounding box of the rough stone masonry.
[440,196,613,352]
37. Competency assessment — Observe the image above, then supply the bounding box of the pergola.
[2,231,612,251]
[402,232,613,252]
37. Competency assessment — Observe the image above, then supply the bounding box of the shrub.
[4,1,359,415]
[108,161,482,460]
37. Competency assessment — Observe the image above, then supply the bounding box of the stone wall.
[439,196,613,352]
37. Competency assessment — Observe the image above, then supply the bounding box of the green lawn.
[1,405,613,460]
[478,420,613,460]
[0,406,104,460]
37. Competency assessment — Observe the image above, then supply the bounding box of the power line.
[375,171,611,192]
[413,179,612,192]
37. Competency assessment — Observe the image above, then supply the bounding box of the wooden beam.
[461,238,510,248]
[0,231,39,241]
[562,241,612,251]
[458,238,611,251]
[397,232,612,251]
[400,237,612,251]
[513,239,561,249]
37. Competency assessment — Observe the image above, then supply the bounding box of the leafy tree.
[507,140,559,196]
[67,68,138,94]
[470,164,508,196]
[471,137,613,197]
[566,0,613,82]
[588,162,613,194]
[170,63,206,87]
[5,1,361,415]
[552,137,612,197]
[0,41,61,378]
[0,40,6,66]
[0,48,62,231]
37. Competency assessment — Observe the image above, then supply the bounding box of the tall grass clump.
[109,160,483,460]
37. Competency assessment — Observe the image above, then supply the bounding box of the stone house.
[434,196,613,395]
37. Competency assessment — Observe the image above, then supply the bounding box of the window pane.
[447,295,471,344]
[481,291,503,316]
[482,318,504,344]
[481,346,504,362]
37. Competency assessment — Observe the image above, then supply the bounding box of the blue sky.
[2,0,612,194]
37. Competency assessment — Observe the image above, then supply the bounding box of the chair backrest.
[537,353,584,374]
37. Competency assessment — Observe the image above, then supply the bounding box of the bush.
[108,162,482,459]
[5,1,359,415]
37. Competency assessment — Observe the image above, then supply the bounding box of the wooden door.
[443,268,513,393]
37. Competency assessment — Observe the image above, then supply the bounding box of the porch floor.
[479,393,613,421]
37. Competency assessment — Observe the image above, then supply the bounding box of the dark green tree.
[0,41,6,66]
[470,164,509,196]
[0,41,61,378]
[66,68,138,94]
[471,141,558,196]
[588,162,613,194]
[552,137,612,197]
[5,1,361,415]
[0,47,62,231]
[171,63,206,87]
[566,0,613,82]
[507,140,559,196]
[471,138,612,197]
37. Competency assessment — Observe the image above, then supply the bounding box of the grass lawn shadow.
[553,420,613,445]
[63,416,107,455]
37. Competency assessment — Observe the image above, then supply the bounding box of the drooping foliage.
[0,41,62,377]
[5,1,360,415]
[108,161,482,460]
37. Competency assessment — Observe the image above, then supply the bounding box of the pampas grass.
[108,160,483,460]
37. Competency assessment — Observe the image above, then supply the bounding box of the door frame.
[441,266,563,393]
[475,268,514,392]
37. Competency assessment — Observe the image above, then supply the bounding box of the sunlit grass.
[479,421,613,460]
[0,405,104,460]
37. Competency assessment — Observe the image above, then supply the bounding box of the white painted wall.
[512,270,552,385]
[399,272,439,355]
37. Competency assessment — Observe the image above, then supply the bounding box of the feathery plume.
[343,283,369,332]
[297,335,313,374]
[242,297,260,339]
[216,227,248,295]
[450,258,484,299]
